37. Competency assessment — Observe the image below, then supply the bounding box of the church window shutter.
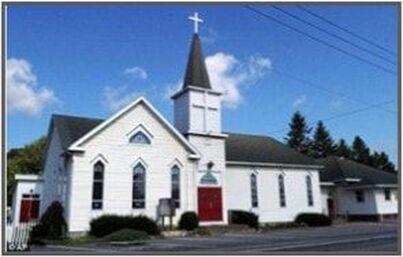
[92,161,104,210]
[133,163,146,209]
[171,165,180,208]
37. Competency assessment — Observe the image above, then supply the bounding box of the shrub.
[229,210,259,229]
[261,222,302,231]
[29,201,67,242]
[178,212,199,231]
[103,229,149,242]
[294,213,332,227]
[29,223,47,244]
[89,215,159,237]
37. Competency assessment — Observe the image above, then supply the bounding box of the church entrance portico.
[198,187,223,221]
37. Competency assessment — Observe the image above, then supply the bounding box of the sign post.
[158,198,176,230]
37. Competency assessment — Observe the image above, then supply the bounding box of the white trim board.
[68,97,201,159]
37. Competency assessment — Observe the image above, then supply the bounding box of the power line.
[297,5,397,56]
[271,68,396,114]
[268,100,396,136]
[244,5,397,75]
[271,6,395,65]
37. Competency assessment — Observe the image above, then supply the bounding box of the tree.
[351,136,371,165]
[285,111,312,155]
[311,121,336,158]
[7,136,46,206]
[371,151,396,173]
[335,139,351,158]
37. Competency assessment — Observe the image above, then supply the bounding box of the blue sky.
[6,4,398,163]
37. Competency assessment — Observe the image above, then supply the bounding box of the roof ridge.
[52,113,104,121]
[225,131,274,139]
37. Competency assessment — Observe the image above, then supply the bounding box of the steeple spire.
[183,13,211,90]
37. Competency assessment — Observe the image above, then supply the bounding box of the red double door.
[19,199,40,223]
[198,187,222,221]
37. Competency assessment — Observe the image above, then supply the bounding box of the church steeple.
[183,13,211,90]
[172,12,222,136]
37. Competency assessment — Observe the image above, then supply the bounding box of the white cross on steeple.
[188,12,203,34]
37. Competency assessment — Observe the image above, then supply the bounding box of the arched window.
[129,131,151,144]
[92,161,104,210]
[306,176,314,206]
[132,163,146,209]
[250,173,258,208]
[278,174,286,207]
[171,165,180,208]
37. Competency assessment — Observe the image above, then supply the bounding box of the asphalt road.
[29,221,398,254]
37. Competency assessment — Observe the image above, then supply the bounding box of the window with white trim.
[250,173,258,208]
[171,165,180,208]
[306,175,314,206]
[132,163,146,209]
[92,161,104,210]
[278,174,286,207]
[130,131,151,144]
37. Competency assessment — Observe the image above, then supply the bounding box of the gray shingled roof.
[183,34,211,89]
[225,132,319,166]
[52,114,103,150]
[317,156,397,186]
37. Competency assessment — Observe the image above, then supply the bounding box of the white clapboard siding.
[225,166,323,223]
[67,102,197,233]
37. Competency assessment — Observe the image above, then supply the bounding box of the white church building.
[10,13,396,235]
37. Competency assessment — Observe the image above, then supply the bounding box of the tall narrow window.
[171,165,180,208]
[306,176,314,206]
[92,161,104,210]
[384,188,391,201]
[250,173,258,208]
[278,174,286,207]
[133,163,146,209]
[130,131,151,144]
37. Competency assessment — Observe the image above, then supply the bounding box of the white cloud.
[124,66,148,80]
[103,86,140,112]
[7,58,57,116]
[205,53,271,108]
[292,95,307,109]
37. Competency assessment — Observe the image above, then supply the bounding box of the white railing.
[6,222,36,252]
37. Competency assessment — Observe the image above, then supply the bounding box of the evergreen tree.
[371,151,396,173]
[335,139,351,158]
[351,136,371,165]
[285,111,312,155]
[311,121,336,158]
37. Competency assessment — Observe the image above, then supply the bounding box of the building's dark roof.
[225,132,319,166]
[317,156,397,186]
[51,114,317,167]
[52,114,103,150]
[183,34,211,89]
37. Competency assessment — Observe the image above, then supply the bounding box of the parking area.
[30,221,398,254]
